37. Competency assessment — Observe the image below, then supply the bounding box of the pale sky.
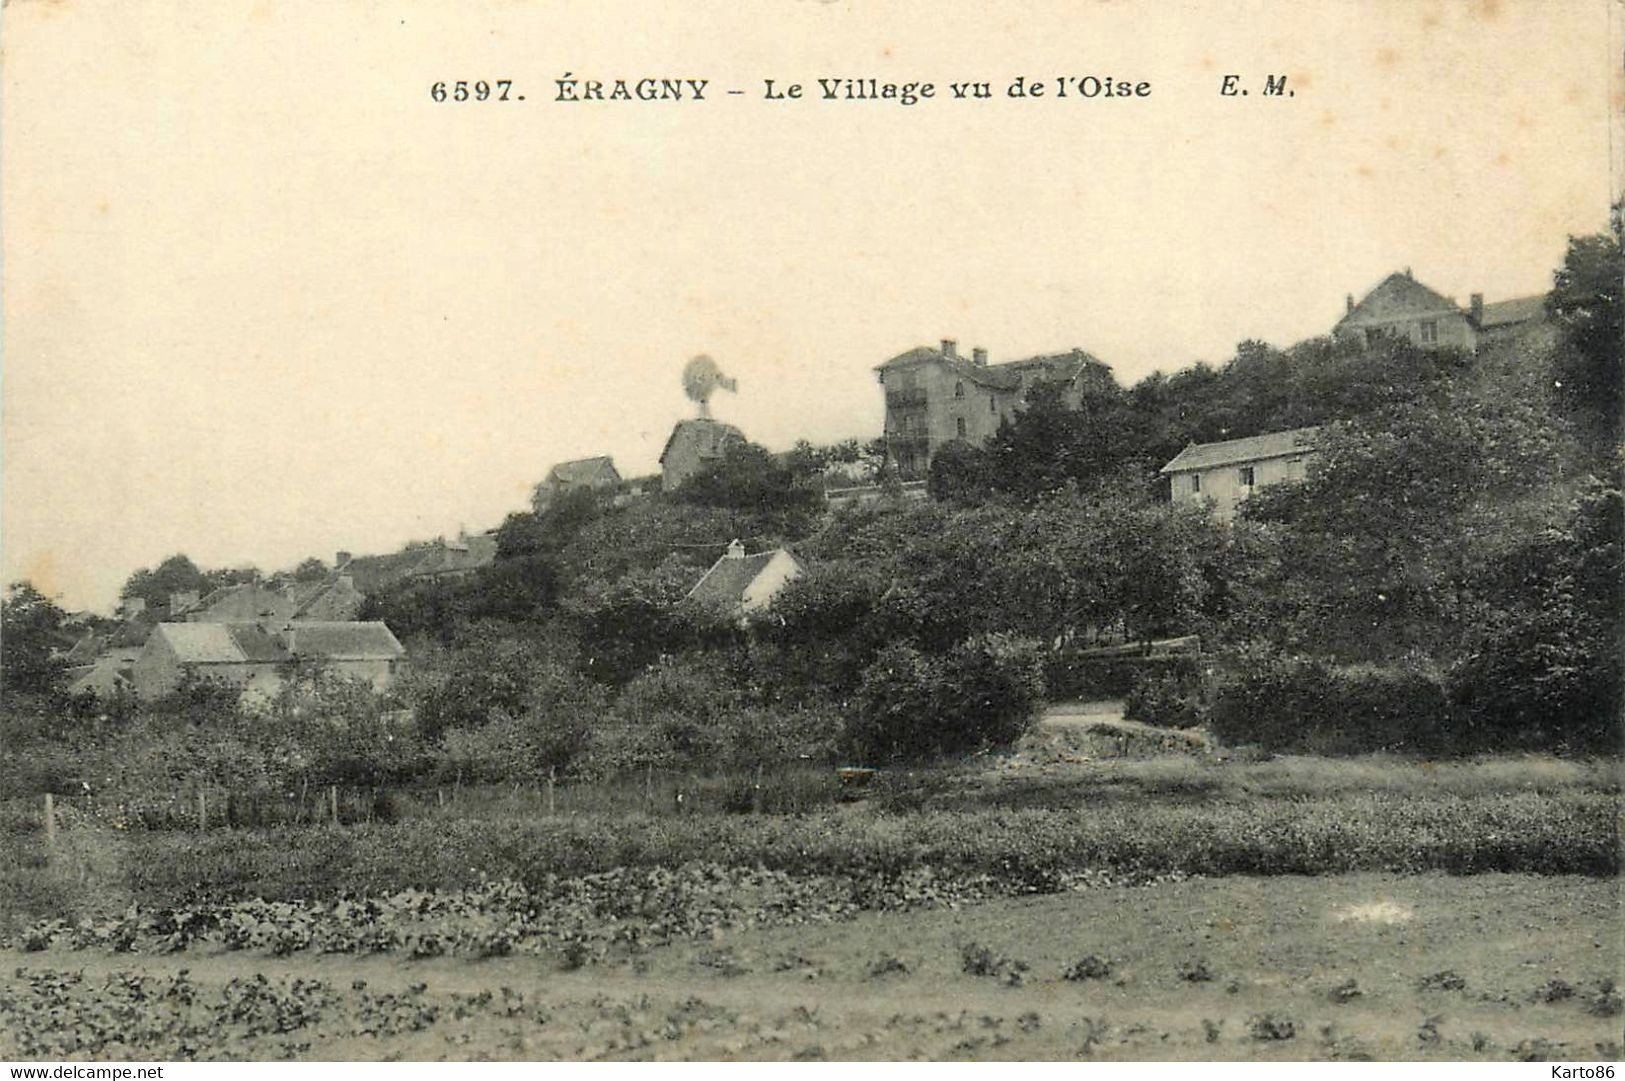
[4,0,1619,612]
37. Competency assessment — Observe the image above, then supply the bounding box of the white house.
[685,540,805,624]
[1160,426,1320,522]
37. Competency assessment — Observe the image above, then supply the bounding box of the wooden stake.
[43,793,57,855]
[437,787,445,809]
[197,790,207,831]
[546,767,556,816]
[329,785,339,827]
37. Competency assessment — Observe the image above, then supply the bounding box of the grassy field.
[1,750,1619,1060]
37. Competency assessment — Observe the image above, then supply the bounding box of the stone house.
[875,339,1108,479]
[660,417,744,491]
[1333,269,1548,352]
[684,540,805,625]
[1160,426,1321,522]
[131,620,405,699]
[532,456,622,513]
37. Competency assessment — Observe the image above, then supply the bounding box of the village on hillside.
[47,266,1558,704]
[3,227,1618,1063]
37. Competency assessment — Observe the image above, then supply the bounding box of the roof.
[874,344,1103,393]
[686,549,785,608]
[153,622,288,664]
[151,620,404,664]
[1160,426,1322,474]
[292,577,365,620]
[546,456,620,486]
[1337,272,1460,327]
[1477,295,1546,328]
[285,621,404,660]
[190,584,296,623]
[659,418,744,467]
[407,533,498,578]
[340,549,432,593]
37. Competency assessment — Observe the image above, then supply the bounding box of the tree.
[121,554,208,607]
[1547,207,1623,444]
[676,441,823,521]
[292,557,329,581]
[1,581,68,698]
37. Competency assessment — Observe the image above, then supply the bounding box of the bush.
[1209,655,1450,754]
[849,635,1045,763]
[1124,666,1208,728]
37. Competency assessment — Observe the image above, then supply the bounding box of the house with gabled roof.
[1334,269,1547,352]
[875,339,1110,479]
[131,620,405,699]
[660,418,745,491]
[1161,426,1321,522]
[533,456,622,513]
[684,540,804,626]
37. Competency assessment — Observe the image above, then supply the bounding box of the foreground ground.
[4,871,1618,1061]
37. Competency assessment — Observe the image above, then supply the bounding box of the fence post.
[197,790,207,831]
[546,768,556,816]
[437,787,445,810]
[43,793,57,858]
[752,764,763,814]
[329,785,339,827]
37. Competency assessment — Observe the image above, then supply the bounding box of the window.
[1419,319,1438,344]
[989,396,997,414]
[1239,466,1256,487]
[1191,474,1202,494]
[956,417,967,438]
[954,381,965,399]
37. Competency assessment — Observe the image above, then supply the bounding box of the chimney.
[1469,293,1484,324]
[725,538,746,560]
[1345,293,1354,314]
[169,590,199,615]
[1404,267,1413,279]
[972,347,988,366]
[335,550,351,569]
[940,338,957,360]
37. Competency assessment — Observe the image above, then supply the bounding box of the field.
[2,740,1620,1061]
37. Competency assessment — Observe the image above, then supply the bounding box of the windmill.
[681,354,737,419]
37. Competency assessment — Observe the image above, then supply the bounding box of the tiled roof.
[1160,426,1321,474]
[340,549,433,593]
[1478,295,1546,327]
[154,622,285,664]
[152,620,404,664]
[285,621,404,660]
[686,550,780,608]
[547,456,620,486]
[1337,272,1461,326]
[875,344,1102,392]
[292,578,365,620]
[408,533,498,578]
[659,418,744,466]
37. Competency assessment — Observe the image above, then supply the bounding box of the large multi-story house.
[875,339,1107,479]
[1333,269,1549,352]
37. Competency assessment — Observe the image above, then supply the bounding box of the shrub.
[849,635,1045,763]
[1208,655,1450,754]
[1124,666,1208,728]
